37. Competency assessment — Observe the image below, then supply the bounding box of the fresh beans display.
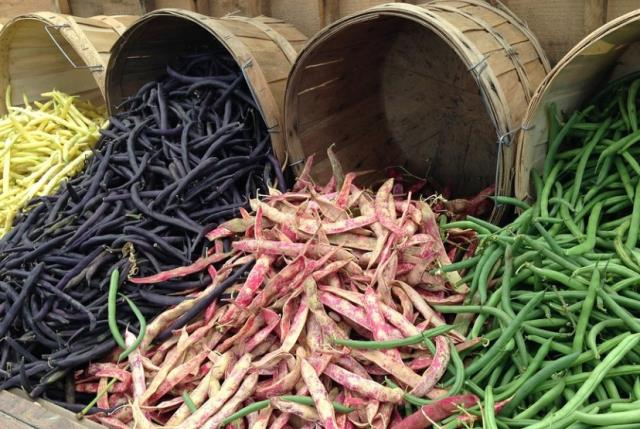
[4,48,640,429]
[0,90,106,235]
[438,73,640,427]
[0,53,282,405]
[77,160,483,429]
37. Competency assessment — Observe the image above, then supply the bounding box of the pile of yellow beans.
[0,89,107,235]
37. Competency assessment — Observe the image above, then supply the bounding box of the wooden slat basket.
[284,0,549,219]
[0,12,137,114]
[515,9,640,201]
[105,9,307,164]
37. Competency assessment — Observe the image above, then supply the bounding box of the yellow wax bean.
[0,86,106,236]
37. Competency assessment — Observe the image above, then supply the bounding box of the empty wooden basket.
[105,9,307,164]
[0,12,136,113]
[284,0,550,219]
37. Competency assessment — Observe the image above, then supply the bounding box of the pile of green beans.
[439,72,640,427]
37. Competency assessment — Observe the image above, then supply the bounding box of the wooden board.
[0,1,55,18]
[65,0,144,16]
[500,0,640,65]
[0,390,104,429]
[0,0,142,19]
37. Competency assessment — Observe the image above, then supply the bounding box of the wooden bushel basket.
[284,0,549,220]
[0,12,136,114]
[105,9,307,165]
[515,10,640,202]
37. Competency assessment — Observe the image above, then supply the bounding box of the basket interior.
[0,18,100,110]
[106,15,231,109]
[286,15,496,197]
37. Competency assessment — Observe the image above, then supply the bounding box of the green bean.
[500,364,517,386]
[483,386,498,429]
[437,255,480,273]
[525,318,569,328]
[221,396,353,426]
[614,220,640,272]
[523,324,572,339]
[601,214,633,231]
[477,245,503,304]
[494,337,552,400]
[619,92,632,131]
[281,396,353,414]
[107,267,126,350]
[604,378,621,399]
[526,335,573,354]
[615,156,635,200]
[513,380,566,420]
[467,215,501,233]
[598,129,640,161]
[500,244,515,318]
[470,286,504,338]
[615,377,635,396]
[469,242,498,298]
[442,221,491,235]
[333,325,453,349]
[487,365,503,387]
[563,387,577,403]
[533,221,565,256]
[596,154,615,185]
[584,175,621,203]
[78,377,118,418]
[526,264,588,290]
[628,78,640,132]
[117,294,146,361]
[471,341,513,384]
[573,269,599,354]
[544,111,581,179]
[575,409,640,426]
[611,276,640,292]
[501,351,580,416]
[574,260,639,279]
[464,379,485,399]
[182,391,197,413]
[512,290,586,301]
[571,118,612,205]
[634,378,640,400]
[521,235,581,272]
[602,194,631,209]
[464,291,544,378]
[552,399,630,429]
[385,379,431,406]
[587,321,626,360]
[627,179,640,249]
[602,424,640,429]
[597,287,640,333]
[492,195,530,210]
[446,340,464,395]
[432,305,511,327]
[541,161,565,218]
[528,334,640,429]
[565,201,602,255]
[606,199,633,214]
[623,151,640,175]
[557,147,584,159]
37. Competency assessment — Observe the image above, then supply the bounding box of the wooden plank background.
[0,390,105,429]
[0,1,639,63]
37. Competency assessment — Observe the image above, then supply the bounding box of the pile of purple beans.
[0,53,284,408]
